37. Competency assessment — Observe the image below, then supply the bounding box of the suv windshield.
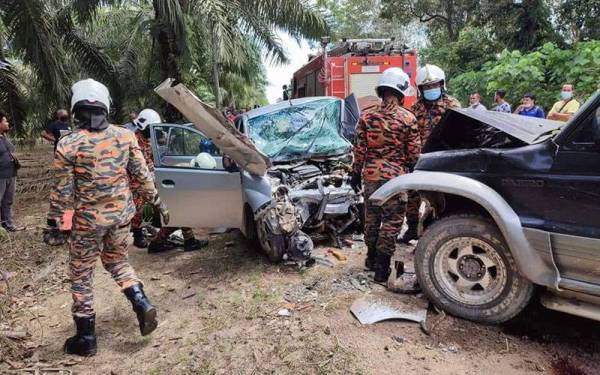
[247,98,352,162]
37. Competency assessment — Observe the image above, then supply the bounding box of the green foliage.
[556,0,600,42]
[421,26,501,80]
[476,0,562,51]
[449,41,600,111]
[447,70,488,107]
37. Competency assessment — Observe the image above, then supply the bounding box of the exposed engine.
[256,158,363,263]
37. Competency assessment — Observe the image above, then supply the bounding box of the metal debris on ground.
[313,256,335,268]
[350,292,428,325]
[392,336,405,344]
[349,273,370,292]
[277,308,291,317]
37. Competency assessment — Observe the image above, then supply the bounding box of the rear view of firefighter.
[351,68,421,285]
[402,64,461,244]
[44,79,169,356]
[130,108,161,248]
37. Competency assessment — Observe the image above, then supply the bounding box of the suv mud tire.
[415,214,534,324]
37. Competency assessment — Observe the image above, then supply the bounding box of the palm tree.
[0,0,124,130]
[144,0,328,108]
[0,0,328,133]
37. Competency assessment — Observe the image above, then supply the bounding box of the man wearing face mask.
[352,68,421,288]
[547,84,580,122]
[44,79,169,356]
[42,109,71,151]
[402,64,461,244]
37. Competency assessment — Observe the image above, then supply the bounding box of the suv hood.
[424,108,564,153]
[155,79,271,176]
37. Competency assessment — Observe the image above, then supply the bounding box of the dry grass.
[0,145,61,364]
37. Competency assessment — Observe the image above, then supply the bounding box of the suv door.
[149,124,244,229]
[546,107,600,283]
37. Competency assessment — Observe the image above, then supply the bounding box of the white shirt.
[469,103,487,111]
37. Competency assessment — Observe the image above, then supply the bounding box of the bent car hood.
[424,108,564,153]
[155,79,271,176]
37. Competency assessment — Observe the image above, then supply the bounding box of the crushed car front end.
[242,98,363,263]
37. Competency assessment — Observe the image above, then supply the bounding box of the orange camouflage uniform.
[353,98,421,256]
[406,94,461,223]
[130,130,196,243]
[48,125,157,317]
[130,131,155,230]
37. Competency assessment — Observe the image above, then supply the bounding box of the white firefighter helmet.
[70,79,111,111]
[190,152,217,169]
[415,64,446,89]
[375,68,414,98]
[134,108,162,131]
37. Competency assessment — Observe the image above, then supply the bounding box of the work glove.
[152,196,170,225]
[350,171,362,193]
[43,218,67,246]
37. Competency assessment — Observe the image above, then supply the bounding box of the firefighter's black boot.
[147,239,176,253]
[132,229,148,249]
[400,220,419,244]
[364,245,377,271]
[183,238,208,252]
[123,284,158,336]
[374,253,392,283]
[64,315,97,357]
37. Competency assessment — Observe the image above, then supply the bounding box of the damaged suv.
[371,92,600,324]
[149,80,361,264]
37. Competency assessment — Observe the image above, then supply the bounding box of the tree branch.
[420,13,449,23]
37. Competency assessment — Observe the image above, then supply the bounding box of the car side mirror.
[222,155,239,173]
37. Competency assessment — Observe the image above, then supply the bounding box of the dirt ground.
[2,197,600,375]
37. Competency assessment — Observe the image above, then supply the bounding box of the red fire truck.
[291,38,418,107]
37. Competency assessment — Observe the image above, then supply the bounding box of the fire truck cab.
[291,38,418,108]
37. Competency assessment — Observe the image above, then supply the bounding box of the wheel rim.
[433,237,508,306]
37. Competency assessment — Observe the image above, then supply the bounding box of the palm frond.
[0,63,27,134]
[241,0,329,40]
[237,11,288,64]
[153,0,187,52]
[70,0,124,24]
[2,0,70,103]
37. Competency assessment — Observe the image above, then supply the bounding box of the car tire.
[415,214,534,324]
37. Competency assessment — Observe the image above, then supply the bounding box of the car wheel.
[415,214,534,324]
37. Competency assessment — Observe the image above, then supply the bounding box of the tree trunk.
[153,0,182,121]
[210,21,222,109]
[445,0,456,41]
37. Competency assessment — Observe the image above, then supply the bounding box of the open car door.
[149,124,244,229]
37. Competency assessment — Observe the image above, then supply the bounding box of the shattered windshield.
[247,99,352,162]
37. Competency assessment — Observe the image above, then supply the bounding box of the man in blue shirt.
[492,89,512,113]
[515,93,545,118]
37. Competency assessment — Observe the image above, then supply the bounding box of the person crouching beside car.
[351,68,421,292]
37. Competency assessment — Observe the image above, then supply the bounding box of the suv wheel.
[415,214,534,324]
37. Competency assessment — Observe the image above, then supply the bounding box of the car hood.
[154,79,271,176]
[423,108,565,153]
